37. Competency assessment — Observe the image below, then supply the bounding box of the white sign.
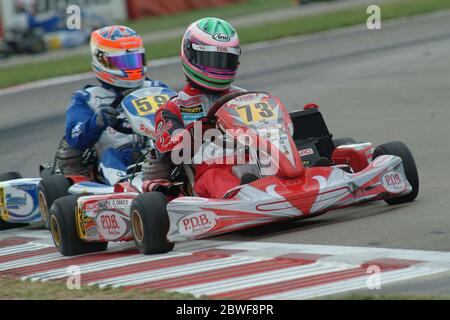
[0,0,127,34]
[66,5,81,30]
[66,265,81,290]
[367,5,382,30]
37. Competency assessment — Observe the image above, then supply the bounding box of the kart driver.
[65,25,168,185]
[155,17,247,199]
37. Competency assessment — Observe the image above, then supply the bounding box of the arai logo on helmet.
[213,33,231,42]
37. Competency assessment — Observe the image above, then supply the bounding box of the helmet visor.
[188,44,240,71]
[106,52,146,70]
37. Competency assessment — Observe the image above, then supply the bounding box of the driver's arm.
[65,90,106,150]
[155,100,185,153]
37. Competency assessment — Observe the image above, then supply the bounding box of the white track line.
[0,252,66,271]
[0,57,180,97]
[2,230,450,299]
[25,251,191,282]
[0,243,51,256]
[255,264,450,300]
[91,256,261,289]
[174,261,357,297]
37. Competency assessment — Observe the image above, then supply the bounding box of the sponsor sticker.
[181,105,204,114]
[212,33,231,42]
[139,123,154,137]
[178,211,217,236]
[95,210,129,241]
[192,43,240,55]
[381,171,406,193]
[299,148,314,157]
[3,186,35,218]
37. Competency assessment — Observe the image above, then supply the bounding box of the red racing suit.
[155,83,245,199]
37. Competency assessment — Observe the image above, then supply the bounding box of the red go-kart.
[49,91,419,256]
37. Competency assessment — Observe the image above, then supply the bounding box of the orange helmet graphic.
[91,26,147,89]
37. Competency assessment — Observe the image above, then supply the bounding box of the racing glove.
[95,106,119,129]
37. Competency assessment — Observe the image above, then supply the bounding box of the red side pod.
[332,144,374,172]
[114,182,139,193]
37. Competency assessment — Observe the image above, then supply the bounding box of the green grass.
[238,0,450,43]
[0,275,201,300]
[127,0,293,34]
[2,0,450,88]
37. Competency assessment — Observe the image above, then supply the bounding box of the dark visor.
[107,52,146,70]
[188,46,239,71]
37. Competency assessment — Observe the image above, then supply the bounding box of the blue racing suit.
[65,79,169,185]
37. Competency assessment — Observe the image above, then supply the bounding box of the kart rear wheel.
[333,137,356,147]
[0,172,27,230]
[130,192,174,255]
[38,175,71,229]
[49,194,108,256]
[373,141,419,205]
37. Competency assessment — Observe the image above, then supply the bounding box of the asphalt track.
[1,10,450,296]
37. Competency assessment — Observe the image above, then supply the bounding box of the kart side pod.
[166,155,413,242]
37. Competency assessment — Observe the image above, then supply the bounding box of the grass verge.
[127,0,293,34]
[0,276,200,300]
[1,0,450,88]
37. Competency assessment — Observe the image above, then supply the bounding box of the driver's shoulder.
[73,85,116,103]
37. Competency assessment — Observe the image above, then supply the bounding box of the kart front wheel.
[373,141,419,205]
[130,192,174,255]
[49,195,108,256]
[0,172,28,230]
[38,175,71,229]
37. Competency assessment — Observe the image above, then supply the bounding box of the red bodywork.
[164,93,412,242]
[75,92,413,244]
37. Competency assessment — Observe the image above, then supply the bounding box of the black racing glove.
[95,106,119,129]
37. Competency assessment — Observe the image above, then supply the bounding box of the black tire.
[333,137,356,147]
[130,192,174,254]
[38,175,71,229]
[28,37,46,54]
[0,42,11,59]
[373,141,419,205]
[0,172,27,230]
[49,194,108,256]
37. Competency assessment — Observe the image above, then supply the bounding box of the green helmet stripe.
[183,62,233,84]
[183,63,232,89]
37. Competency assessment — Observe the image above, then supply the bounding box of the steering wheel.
[206,91,268,120]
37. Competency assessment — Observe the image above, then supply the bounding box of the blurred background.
[1,0,450,283]
[0,0,332,59]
